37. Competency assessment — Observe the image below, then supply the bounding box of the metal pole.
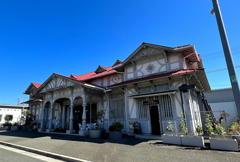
[212,0,240,119]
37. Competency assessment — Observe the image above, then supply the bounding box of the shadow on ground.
[0,130,150,146]
[149,141,214,151]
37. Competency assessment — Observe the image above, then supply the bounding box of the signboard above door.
[143,100,159,105]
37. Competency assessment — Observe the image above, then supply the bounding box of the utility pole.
[211,0,240,119]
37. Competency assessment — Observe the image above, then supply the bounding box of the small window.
[0,115,2,122]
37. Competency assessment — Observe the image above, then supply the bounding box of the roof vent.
[112,59,123,67]
[95,65,107,74]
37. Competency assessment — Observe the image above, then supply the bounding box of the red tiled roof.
[107,69,204,88]
[75,66,116,81]
[32,82,41,88]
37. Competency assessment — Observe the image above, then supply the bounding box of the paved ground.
[0,147,45,162]
[0,130,240,162]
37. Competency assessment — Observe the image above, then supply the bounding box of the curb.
[0,141,91,162]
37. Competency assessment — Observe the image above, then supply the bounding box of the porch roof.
[21,99,42,104]
[107,69,202,88]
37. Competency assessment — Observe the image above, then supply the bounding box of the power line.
[206,65,240,73]
[202,49,240,59]
[210,84,231,87]
[201,46,240,57]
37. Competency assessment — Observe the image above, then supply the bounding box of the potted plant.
[181,125,205,147]
[3,115,13,130]
[210,123,239,151]
[11,122,20,131]
[88,108,106,139]
[225,121,240,142]
[108,110,124,140]
[2,122,12,131]
[162,120,181,145]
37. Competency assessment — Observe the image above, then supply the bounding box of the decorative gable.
[131,46,164,62]
[95,65,107,74]
[40,76,74,93]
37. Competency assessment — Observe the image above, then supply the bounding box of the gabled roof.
[32,73,105,96]
[32,82,42,88]
[113,42,200,69]
[23,82,42,94]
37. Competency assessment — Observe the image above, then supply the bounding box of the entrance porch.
[39,94,102,136]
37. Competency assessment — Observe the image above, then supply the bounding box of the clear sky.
[0,0,240,105]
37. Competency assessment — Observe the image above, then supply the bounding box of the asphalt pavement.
[0,147,45,162]
[0,130,240,162]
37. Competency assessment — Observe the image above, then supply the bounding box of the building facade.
[0,104,28,126]
[23,43,211,136]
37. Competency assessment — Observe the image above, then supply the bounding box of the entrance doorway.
[150,106,161,135]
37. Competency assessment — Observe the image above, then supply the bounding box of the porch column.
[82,103,87,131]
[62,105,66,129]
[47,103,54,132]
[69,103,74,131]
[90,103,92,124]
[79,94,88,136]
[40,104,45,131]
[34,106,37,121]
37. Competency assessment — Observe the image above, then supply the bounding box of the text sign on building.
[143,100,159,105]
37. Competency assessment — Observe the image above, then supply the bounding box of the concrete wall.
[205,88,238,125]
[205,88,234,103]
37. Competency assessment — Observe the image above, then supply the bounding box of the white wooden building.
[23,43,211,136]
[0,104,28,126]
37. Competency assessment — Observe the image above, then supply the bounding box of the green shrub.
[205,114,213,136]
[111,122,124,131]
[166,120,174,133]
[179,113,188,135]
[196,125,203,136]
[13,122,19,126]
[215,123,225,137]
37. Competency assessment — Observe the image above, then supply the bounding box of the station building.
[23,42,211,136]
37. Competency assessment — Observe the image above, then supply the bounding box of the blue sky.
[0,0,240,105]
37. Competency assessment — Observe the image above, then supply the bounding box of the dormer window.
[95,65,107,74]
